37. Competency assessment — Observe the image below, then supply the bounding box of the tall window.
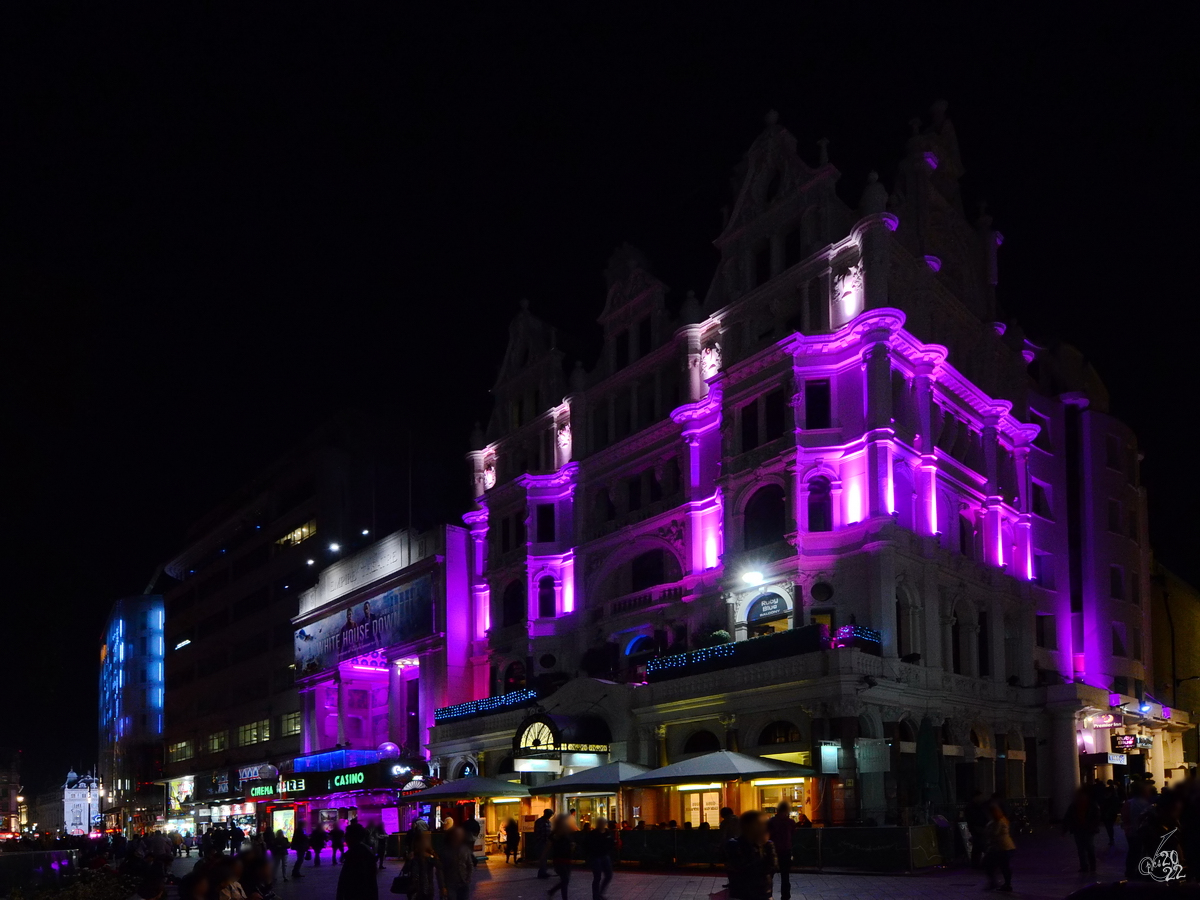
[630,550,667,592]
[207,731,227,753]
[807,477,832,533]
[1110,566,1125,600]
[804,381,831,429]
[502,581,526,628]
[537,577,557,618]
[1107,500,1122,533]
[744,485,787,549]
[1035,614,1056,649]
[536,504,555,542]
[977,612,990,677]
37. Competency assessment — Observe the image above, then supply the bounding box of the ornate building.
[426,107,1186,823]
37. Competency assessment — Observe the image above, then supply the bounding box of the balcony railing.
[434,688,539,723]
[589,583,688,623]
[646,623,881,683]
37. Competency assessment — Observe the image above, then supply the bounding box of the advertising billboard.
[295,575,433,676]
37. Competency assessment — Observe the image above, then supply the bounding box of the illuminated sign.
[280,777,307,794]
[1110,734,1152,750]
[1108,753,1127,765]
[332,771,366,788]
[1092,715,1120,729]
[250,785,276,798]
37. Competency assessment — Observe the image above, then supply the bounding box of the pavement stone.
[170,829,1133,900]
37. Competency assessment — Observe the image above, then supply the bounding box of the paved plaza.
[171,829,1131,900]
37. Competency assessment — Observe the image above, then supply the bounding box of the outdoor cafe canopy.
[622,750,815,786]
[407,775,530,801]
[535,761,653,794]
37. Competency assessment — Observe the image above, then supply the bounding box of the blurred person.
[726,811,776,900]
[441,827,475,900]
[983,802,1015,892]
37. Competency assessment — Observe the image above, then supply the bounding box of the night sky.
[4,6,1194,791]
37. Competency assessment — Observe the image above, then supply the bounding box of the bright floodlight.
[362,529,370,536]
[742,571,764,586]
[307,559,314,565]
[329,543,340,551]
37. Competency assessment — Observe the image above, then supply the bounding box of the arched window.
[807,477,832,532]
[758,721,801,745]
[958,514,975,559]
[503,661,526,694]
[744,485,787,550]
[501,581,526,628]
[892,462,914,530]
[626,636,657,657]
[683,730,721,754]
[631,549,666,592]
[537,577,556,618]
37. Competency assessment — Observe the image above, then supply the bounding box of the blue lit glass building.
[99,594,165,833]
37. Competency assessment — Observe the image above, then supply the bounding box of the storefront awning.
[408,776,530,801]
[624,751,814,786]
[536,761,652,794]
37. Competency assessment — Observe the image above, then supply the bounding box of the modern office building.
[99,594,165,833]
[158,416,397,834]
[427,105,1188,826]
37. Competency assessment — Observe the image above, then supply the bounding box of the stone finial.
[859,170,888,215]
[680,288,702,325]
[765,109,779,126]
[470,421,485,449]
[817,137,829,165]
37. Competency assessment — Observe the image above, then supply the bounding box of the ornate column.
[859,316,899,519]
[655,724,669,767]
[981,414,1005,568]
[913,357,944,536]
[1049,707,1081,818]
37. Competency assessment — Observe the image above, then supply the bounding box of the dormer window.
[614,330,630,369]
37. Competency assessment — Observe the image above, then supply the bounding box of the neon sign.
[250,785,276,798]
[332,770,366,788]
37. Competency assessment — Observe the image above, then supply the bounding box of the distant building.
[0,749,19,834]
[62,770,102,836]
[33,788,65,835]
[1151,563,1200,765]
[99,594,165,834]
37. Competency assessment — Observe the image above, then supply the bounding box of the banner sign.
[295,575,433,676]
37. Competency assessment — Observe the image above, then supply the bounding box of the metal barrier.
[0,850,80,896]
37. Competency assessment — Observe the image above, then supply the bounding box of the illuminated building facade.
[428,107,1188,822]
[99,594,164,833]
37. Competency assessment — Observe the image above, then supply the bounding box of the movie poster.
[295,574,433,675]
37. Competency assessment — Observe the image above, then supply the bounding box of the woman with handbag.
[396,830,443,900]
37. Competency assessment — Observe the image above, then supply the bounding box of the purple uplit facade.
[427,108,1187,824]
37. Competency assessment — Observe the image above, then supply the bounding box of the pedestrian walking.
[767,802,795,900]
[405,831,444,900]
[335,824,379,900]
[290,825,310,879]
[330,824,346,864]
[545,815,575,900]
[271,830,290,882]
[1063,787,1101,873]
[441,827,475,900]
[983,802,1015,892]
[534,809,554,879]
[964,791,989,867]
[312,825,329,866]
[503,818,520,864]
[582,817,614,900]
[725,811,777,900]
[1122,781,1152,878]
[1100,781,1120,848]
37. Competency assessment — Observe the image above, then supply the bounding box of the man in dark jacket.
[726,811,777,900]
[336,825,379,900]
[291,826,311,879]
[964,792,989,867]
